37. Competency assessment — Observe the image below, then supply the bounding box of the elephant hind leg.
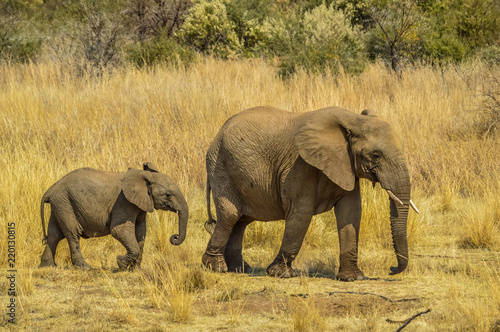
[66,235,92,269]
[203,195,242,273]
[224,217,253,273]
[49,202,92,269]
[39,213,65,267]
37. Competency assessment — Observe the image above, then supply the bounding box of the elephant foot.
[267,262,297,278]
[336,268,365,282]
[227,259,252,273]
[202,252,228,273]
[74,261,93,270]
[117,255,137,271]
[39,261,56,268]
[225,251,251,273]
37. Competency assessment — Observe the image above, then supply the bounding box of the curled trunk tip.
[170,208,188,245]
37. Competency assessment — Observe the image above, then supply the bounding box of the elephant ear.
[122,168,155,212]
[295,108,356,191]
[143,162,159,173]
[361,109,378,117]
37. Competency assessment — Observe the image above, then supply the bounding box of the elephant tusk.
[410,200,420,214]
[387,190,404,205]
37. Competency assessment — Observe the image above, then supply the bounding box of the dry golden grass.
[0,59,499,330]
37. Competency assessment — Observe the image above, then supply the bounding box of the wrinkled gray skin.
[39,162,188,270]
[202,106,412,281]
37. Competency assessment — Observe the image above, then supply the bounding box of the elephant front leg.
[135,213,147,268]
[111,220,141,271]
[267,210,313,278]
[334,187,365,282]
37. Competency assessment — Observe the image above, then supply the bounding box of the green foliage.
[321,0,373,29]
[177,0,242,59]
[224,0,270,57]
[454,0,499,49]
[266,2,366,77]
[0,9,42,63]
[2,37,42,62]
[224,0,275,22]
[126,36,197,68]
[2,0,500,72]
[420,23,468,64]
[418,0,500,65]
[367,0,422,72]
[478,45,500,68]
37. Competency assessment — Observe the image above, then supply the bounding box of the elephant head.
[122,167,188,245]
[296,107,418,275]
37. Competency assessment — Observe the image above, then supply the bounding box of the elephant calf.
[39,162,188,270]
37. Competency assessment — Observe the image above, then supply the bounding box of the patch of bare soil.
[193,280,424,318]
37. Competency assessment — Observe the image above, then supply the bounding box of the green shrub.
[0,37,42,63]
[477,45,500,67]
[126,36,197,67]
[224,1,269,58]
[421,30,468,65]
[176,0,241,59]
[417,0,499,66]
[0,12,42,63]
[267,3,366,78]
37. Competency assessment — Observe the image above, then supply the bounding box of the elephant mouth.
[163,203,178,213]
[386,190,419,214]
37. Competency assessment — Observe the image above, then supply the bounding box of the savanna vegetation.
[1,0,499,331]
[0,58,499,331]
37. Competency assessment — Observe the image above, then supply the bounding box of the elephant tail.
[204,180,216,235]
[40,193,50,245]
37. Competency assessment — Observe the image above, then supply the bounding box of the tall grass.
[0,59,498,330]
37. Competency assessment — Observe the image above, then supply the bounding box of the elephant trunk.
[389,195,410,275]
[170,198,188,245]
[380,163,411,275]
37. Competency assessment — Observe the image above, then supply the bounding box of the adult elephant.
[39,162,188,270]
[202,106,418,281]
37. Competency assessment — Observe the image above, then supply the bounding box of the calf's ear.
[122,168,155,212]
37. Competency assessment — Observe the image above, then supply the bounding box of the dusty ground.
[3,247,498,331]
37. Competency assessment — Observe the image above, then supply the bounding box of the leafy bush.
[420,25,468,65]
[0,11,41,63]
[418,0,499,66]
[126,36,197,67]
[266,3,366,78]
[454,0,499,50]
[224,0,269,57]
[477,45,500,67]
[176,0,241,59]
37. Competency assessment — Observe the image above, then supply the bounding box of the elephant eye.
[165,193,172,198]
[372,152,381,160]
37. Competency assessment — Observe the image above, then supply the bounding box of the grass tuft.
[290,296,327,332]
